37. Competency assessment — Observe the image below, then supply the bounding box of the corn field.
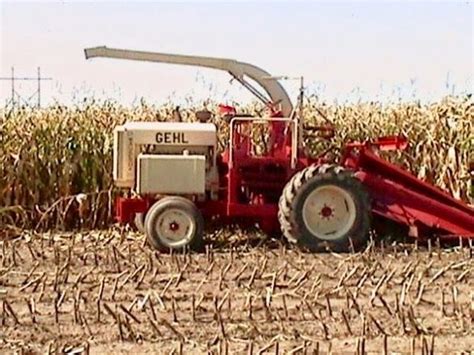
[0,95,472,232]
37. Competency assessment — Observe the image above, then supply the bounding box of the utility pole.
[37,67,41,107]
[0,67,52,108]
[11,67,14,105]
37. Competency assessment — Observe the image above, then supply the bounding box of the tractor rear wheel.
[278,165,371,252]
[145,196,205,252]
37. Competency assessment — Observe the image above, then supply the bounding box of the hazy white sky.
[0,0,473,107]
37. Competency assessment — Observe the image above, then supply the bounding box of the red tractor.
[85,46,474,252]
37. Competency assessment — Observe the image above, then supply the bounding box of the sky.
[0,0,473,107]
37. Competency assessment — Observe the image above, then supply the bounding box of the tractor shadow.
[204,219,471,255]
[205,223,285,252]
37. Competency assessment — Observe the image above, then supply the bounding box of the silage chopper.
[84,46,474,252]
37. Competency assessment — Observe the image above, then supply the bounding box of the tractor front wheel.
[278,165,371,252]
[133,213,145,233]
[145,196,205,252]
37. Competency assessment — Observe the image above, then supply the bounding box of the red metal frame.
[115,114,474,241]
[115,196,149,223]
[342,137,474,239]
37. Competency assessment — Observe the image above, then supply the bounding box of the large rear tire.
[278,165,371,252]
[145,196,205,252]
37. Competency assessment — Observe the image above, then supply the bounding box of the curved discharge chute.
[84,46,293,117]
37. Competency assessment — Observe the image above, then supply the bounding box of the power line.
[0,67,53,108]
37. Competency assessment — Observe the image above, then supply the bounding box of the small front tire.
[134,213,145,233]
[144,196,205,252]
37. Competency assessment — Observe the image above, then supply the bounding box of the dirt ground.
[0,229,473,354]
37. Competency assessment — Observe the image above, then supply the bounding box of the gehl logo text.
[156,132,189,144]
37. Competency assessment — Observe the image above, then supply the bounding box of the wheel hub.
[302,185,357,241]
[155,208,195,247]
[320,205,333,219]
[169,221,180,231]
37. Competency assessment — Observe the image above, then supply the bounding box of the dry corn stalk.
[0,94,472,230]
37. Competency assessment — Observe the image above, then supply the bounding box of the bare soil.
[0,230,473,354]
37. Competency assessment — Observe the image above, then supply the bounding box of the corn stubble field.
[1,231,474,354]
[0,95,473,354]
